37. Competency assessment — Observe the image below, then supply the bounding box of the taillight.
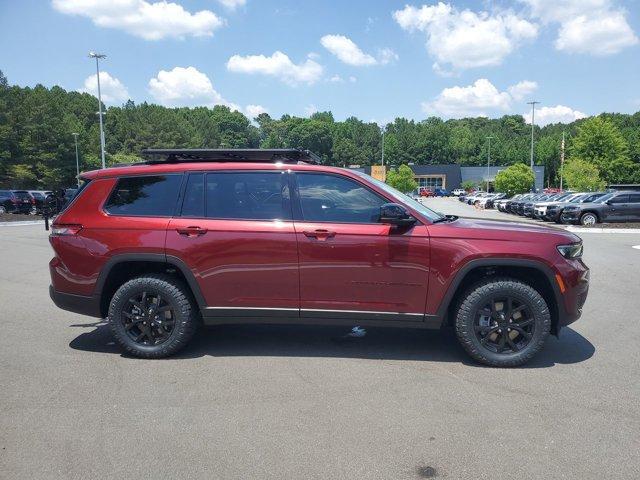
[51,224,83,236]
[31,197,36,204]
[11,198,18,204]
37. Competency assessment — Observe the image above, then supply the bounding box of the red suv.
[49,149,589,367]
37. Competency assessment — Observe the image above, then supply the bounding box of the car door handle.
[176,226,207,237]
[303,229,336,241]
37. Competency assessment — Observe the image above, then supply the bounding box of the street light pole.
[381,125,385,166]
[559,131,565,191]
[485,136,493,192]
[72,133,80,187]
[89,52,107,169]
[527,101,539,191]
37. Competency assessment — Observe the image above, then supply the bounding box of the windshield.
[351,171,444,222]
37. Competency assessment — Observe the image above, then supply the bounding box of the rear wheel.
[108,274,199,358]
[0,205,6,214]
[455,278,550,367]
[580,212,598,226]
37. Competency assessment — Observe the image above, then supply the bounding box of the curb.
[0,220,44,227]
[566,227,640,234]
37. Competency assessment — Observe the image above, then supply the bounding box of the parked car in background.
[48,148,589,367]
[451,188,466,196]
[0,190,34,214]
[482,193,507,209]
[28,190,53,214]
[561,191,640,225]
[543,192,606,223]
[434,188,450,197]
[420,188,436,197]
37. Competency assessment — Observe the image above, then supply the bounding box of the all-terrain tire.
[455,277,551,367]
[108,274,199,358]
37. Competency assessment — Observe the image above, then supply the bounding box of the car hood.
[429,217,581,243]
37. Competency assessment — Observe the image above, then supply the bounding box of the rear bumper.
[49,285,102,318]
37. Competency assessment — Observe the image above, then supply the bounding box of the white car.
[452,188,466,196]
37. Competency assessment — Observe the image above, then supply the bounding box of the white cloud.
[520,0,638,55]
[217,0,246,11]
[523,105,587,126]
[507,80,538,101]
[148,66,237,109]
[80,71,129,103]
[52,0,224,40]
[329,75,344,83]
[245,104,268,118]
[423,78,541,118]
[423,79,512,117]
[320,34,397,66]
[304,104,318,116]
[393,3,537,71]
[226,51,323,85]
[378,47,399,65]
[348,76,357,83]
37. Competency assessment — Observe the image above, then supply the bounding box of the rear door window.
[628,194,640,203]
[204,172,291,220]
[105,174,182,216]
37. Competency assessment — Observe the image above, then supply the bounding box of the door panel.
[166,218,299,310]
[604,195,628,222]
[294,222,430,316]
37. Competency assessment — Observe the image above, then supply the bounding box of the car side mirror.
[379,203,416,227]
[606,200,613,205]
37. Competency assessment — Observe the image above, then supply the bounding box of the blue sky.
[1,0,639,125]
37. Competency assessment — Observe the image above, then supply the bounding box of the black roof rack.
[139,148,322,165]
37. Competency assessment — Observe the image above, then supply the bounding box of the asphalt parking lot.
[1,222,640,479]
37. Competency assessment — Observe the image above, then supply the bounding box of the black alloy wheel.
[122,291,175,346]
[474,296,534,354]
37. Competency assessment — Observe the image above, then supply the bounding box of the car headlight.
[557,243,583,259]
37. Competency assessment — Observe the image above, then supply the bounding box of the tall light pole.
[485,135,494,192]
[89,52,107,169]
[380,124,385,166]
[72,133,80,187]
[559,131,565,191]
[527,100,539,191]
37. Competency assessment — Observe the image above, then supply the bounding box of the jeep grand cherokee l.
[48,149,589,367]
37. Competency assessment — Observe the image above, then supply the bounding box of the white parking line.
[633,245,640,250]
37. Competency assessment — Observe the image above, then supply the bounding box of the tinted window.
[629,194,640,203]
[205,172,291,220]
[105,175,182,216]
[296,173,386,223]
[609,194,628,204]
[181,173,204,217]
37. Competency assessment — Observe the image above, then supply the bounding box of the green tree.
[386,164,417,193]
[461,180,477,192]
[571,116,633,184]
[494,164,535,195]
[562,158,606,191]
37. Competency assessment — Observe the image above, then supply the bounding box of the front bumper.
[50,285,102,318]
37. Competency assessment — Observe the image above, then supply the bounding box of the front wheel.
[108,274,199,358]
[580,212,598,226]
[455,278,550,367]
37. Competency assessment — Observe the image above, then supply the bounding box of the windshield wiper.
[432,214,458,224]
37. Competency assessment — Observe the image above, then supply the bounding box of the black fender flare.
[94,253,207,311]
[434,257,566,325]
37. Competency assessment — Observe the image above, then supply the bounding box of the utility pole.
[89,52,107,169]
[527,100,539,191]
[559,131,565,191]
[380,125,385,166]
[485,135,494,192]
[72,133,80,187]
